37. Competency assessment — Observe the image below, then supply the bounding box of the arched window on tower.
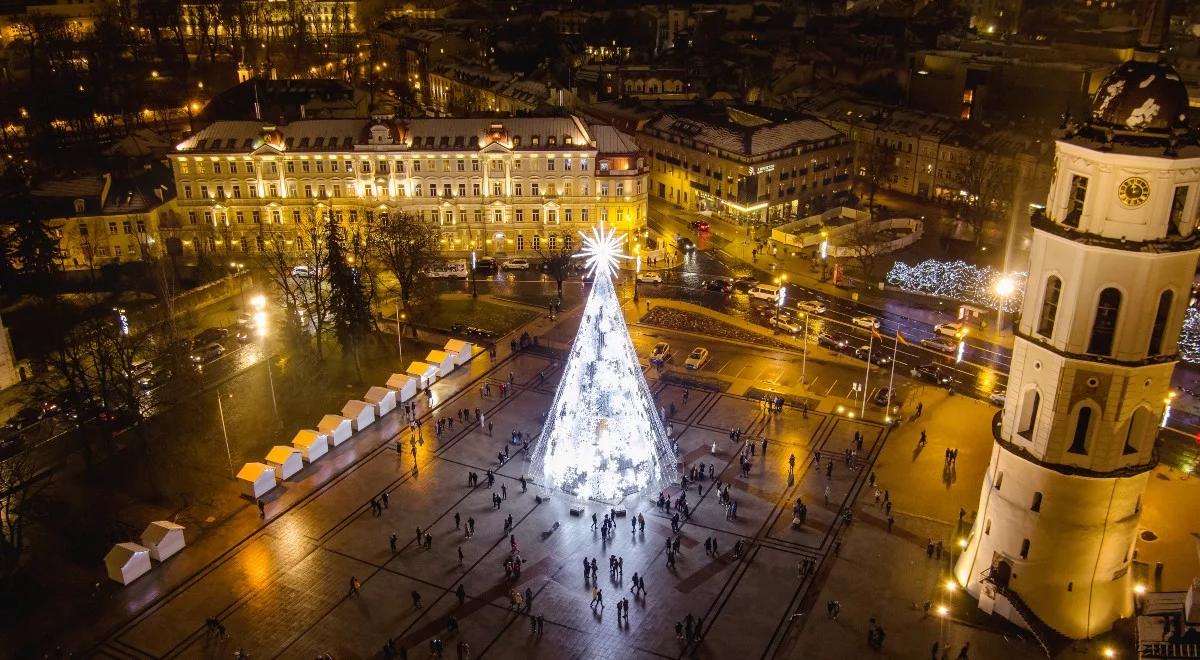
[1068,406,1094,455]
[1148,290,1173,356]
[1017,389,1040,440]
[1087,288,1122,356]
[1037,276,1062,339]
[1124,407,1153,455]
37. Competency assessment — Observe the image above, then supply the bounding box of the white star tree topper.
[576,222,630,279]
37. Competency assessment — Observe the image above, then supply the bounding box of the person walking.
[348,576,361,596]
[456,584,466,606]
[412,590,423,608]
[389,533,398,554]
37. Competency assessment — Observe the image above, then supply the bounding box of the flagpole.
[886,331,900,421]
[861,332,873,418]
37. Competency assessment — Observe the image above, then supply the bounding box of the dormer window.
[73,199,85,214]
[531,135,540,146]
[564,136,573,145]
[513,136,521,147]
[548,136,557,146]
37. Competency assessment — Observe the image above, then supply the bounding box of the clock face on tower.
[1118,177,1151,207]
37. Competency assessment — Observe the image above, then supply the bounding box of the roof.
[1090,55,1190,135]
[265,446,300,463]
[175,116,599,154]
[199,78,367,123]
[142,521,184,543]
[237,462,274,481]
[644,104,842,157]
[9,163,175,222]
[590,124,640,154]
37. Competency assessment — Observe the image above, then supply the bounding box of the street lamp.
[250,295,279,420]
[217,390,234,479]
[995,275,1016,331]
[470,250,478,298]
[230,261,246,310]
[634,249,641,302]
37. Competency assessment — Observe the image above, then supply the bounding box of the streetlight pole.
[470,250,478,299]
[396,300,406,363]
[800,311,808,385]
[217,391,234,479]
[634,254,641,302]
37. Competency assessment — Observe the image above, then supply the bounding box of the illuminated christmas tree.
[531,223,676,501]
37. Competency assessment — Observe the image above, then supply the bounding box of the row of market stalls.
[236,338,477,500]
[104,521,186,585]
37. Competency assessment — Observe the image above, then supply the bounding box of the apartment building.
[167,115,647,259]
[637,104,853,225]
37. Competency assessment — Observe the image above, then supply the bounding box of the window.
[984,519,991,535]
[1124,407,1152,455]
[548,235,556,249]
[413,160,421,172]
[994,471,1004,490]
[564,209,573,223]
[249,185,258,199]
[565,158,572,171]
[472,183,481,196]
[547,158,555,171]
[474,210,482,223]
[304,185,313,198]
[514,183,523,196]
[581,159,589,171]
[494,210,502,223]
[79,224,89,237]
[532,183,540,196]
[1065,175,1087,227]
[301,161,310,173]
[184,186,193,200]
[429,184,437,197]
[269,184,278,197]
[1088,288,1122,356]
[1037,276,1061,338]
[213,161,222,174]
[457,183,466,197]
[188,211,197,225]
[581,209,589,222]
[1148,290,1173,355]
[1169,185,1189,236]
[456,159,465,171]
[252,210,261,224]
[564,236,573,250]
[515,210,524,223]
[493,183,502,196]
[286,161,295,173]
[1068,406,1093,455]
[178,161,190,175]
[516,235,524,250]
[235,211,244,224]
[532,235,541,250]
[1019,539,1030,560]
[601,182,610,196]
[532,209,541,223]
[108,222,118,235]
[200,185,209,199]
[471,159,479,172]
[1031,492,1042,512]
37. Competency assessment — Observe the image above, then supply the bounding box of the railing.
[980,572,1065,658]
[1140,641,1200,658]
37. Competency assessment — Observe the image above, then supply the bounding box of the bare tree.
[534,232,579,297]
[859,141,897,222]
[367,211,442,338]
[958,150,1016,247]
[261,209,332,359]
[0,446,51,588]
[839,220,885,282]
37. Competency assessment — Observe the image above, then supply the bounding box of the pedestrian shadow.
[942,463,957,487]
[911,443,925,462]
[540,521,560,541]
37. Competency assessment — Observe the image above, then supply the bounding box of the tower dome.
[1089,55,1189,135]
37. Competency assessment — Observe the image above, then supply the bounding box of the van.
[426,261,468,279]
[748,284,781,301]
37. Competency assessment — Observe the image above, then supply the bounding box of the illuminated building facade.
[955,50,1200,640]
[167,115,647,258]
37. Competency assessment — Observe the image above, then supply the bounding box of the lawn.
[426,298,539,335]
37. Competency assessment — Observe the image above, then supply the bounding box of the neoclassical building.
[954,49,1200,641]
[166,115,647,259]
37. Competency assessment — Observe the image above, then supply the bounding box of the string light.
[576,221,629,279]
[886,259,1025,313]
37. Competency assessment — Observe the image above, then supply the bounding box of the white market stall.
[318,415,353,446]
[341,400,376,431]
[364,386,397,416]
[406,361,439,389]
[237,462,277,499]
[386,373,418,402]
[105,542,152,585]
[265,445,304,480]
[425,350,456,377]
[140,521,186,562]
[292,429,328,462]
[443,339,474,366]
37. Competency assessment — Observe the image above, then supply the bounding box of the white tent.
[443,339,474,366]
[292,429,328,462]
[406,361,439,389]
[386,373,418,402]
[318,415,353,446]
[237,462,277,499]
[425,350,456,377]
[140,521,186,562]
[265,445,304,480]
[364,386,397,416]
[105,542,152,585]
[341,400,376,431]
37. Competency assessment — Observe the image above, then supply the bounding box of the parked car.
[733,276,758,291]
[817,333,848,350]
[748,284,781,301]
[650,342,671,365]
[854,345,892,366]
[190,342,227,364]
[684,347,710,370]
[194,327,229,344]
[851,316,880,329]
[236,312,254,328]
[990,387,1007,406]
[796,300,827,314]
[770,314,803,334]
[689,220,711,231]
[291,265,312,279]
[235,328,254,344]
[703,278,733,293]
[637,272,663,284]
[872,387,896,407]
[934,322,966,338]
[503,258,531,270]
[138,368,173,390]
[921,336,959,354]
[450,323,497,341]
[915,363,953,385]
[5,406,46,431]
[474,257,498,273]
[426,261,469,279]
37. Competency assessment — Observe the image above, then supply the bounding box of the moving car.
[817,333,848,350]
[236,313,254,328]
[990,387,1007,406]
[851,316,880,329]
[474,257,498,274]
[796,300,827,314]
[684,347,710,370]
[733,276,758,291]
[748,284,781,301]
[677,237,696,252]
[503,258,531,270]
[854,345,892,366]
[190,342,227,364]
[934,322,966,338]
[689,220,711,231]
[770,314,803,334]
[872,387,895,407]
[920,336,958,354]
[703,278,733,293]
[194,327,229,344]
[915,363,953,385]
[636,272,663,284]
[650,342,672,365]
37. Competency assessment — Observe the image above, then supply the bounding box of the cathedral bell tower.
[954,49,1200,639]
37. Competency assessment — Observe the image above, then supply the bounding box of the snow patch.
[1126,97,1161,129]
[1139,75,1157,89]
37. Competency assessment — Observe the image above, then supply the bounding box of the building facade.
[637,105,852,226]
[167,115,647,259]
[954,54,1200,640]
